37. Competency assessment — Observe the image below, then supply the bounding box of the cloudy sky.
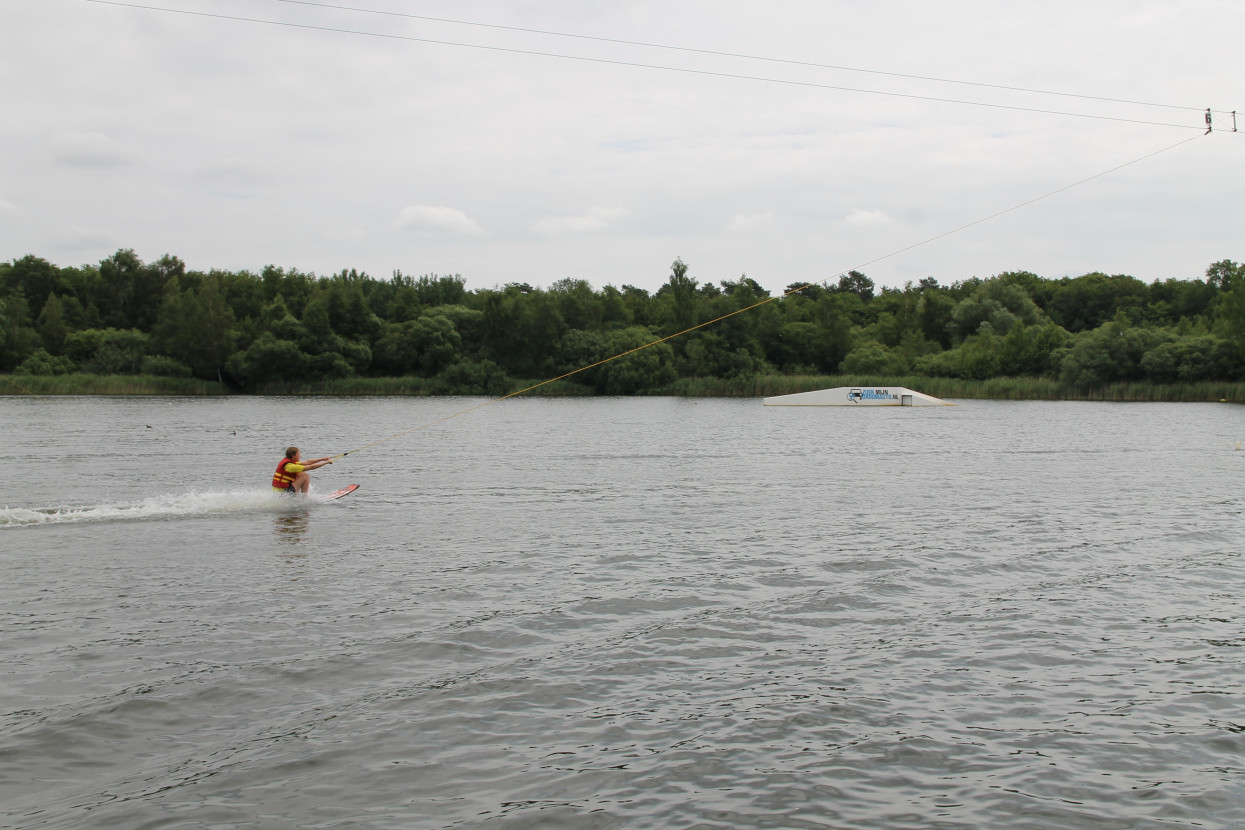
[2,0,1241,294]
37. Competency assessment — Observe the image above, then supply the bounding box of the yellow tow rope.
[322,131,1202,461]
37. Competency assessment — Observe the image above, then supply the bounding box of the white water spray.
[0,489,340,528]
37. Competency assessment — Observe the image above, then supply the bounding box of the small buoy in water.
[1236,441,1242,451]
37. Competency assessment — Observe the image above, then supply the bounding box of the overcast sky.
[2,0,1241,294]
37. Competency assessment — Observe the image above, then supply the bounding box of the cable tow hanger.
[1205,108,1212,134]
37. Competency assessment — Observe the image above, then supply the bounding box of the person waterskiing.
[272,446,333,494]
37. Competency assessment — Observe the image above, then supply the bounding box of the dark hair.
[285,446,299,459]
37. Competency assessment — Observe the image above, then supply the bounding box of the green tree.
[300,294,335,345]
[768,321,824,372]
[595,327,677,394]
[1058,315,1166,388]
[373,321,421,374]
[1210,260,1245,370]
[153,276,237,380]
[433,358,510,395]
[998,322,1070,377]
[1058,338,1117,389]
[63,328,149,374]
[664,258,696,331]
[914,332,1002,379]
[1,255,62,317]
[554,327,676,392]
[1140,336,1235,382]
[600,285,630,328]
[916,279,955,348]
[16,348,75,375]
[326,279,383,342]
[1206,259,1245,290]
[482,287,566,377]
[949,279,1043,341]
[868,287,921,348]
[259,266,316,317]
[681,331,762,379]
[699,276,773,372]
[94,249,180,331]
[1044,272,1148,332]
[551,278,603,331]
[141,255,186,330]
[36,293,68,355]
[226,333,311,386]
[952,334,1002,380]
[425,304,484,352]
[1,294,41,370]
[784,281,827,303]
[141,355,193,377]
[408,314,463,375]
[619,285,653,327]
[412,273,468,306]
[834,270,875,301]
[813,294,856,371]
[1146,277,1217,325]
[840,341,908,375]
[267,303,309,344]
[374,313,463,376]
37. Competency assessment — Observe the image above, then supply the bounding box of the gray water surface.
[2,396,1242,829]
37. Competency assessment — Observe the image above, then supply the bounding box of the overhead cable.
[83,0,1221,132]
[264,0,1228,117]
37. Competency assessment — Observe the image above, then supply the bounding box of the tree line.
[2,250,1243,393]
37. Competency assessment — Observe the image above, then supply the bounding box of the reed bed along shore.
[3,373,1243,402]
[657,375,1245,402]
[0,374,230,396]
[247,377,592,396]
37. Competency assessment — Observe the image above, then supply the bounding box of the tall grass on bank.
[0,374,229,396]
[1064,381,1245,402]
[248,377,593,397]
[657,375,1245,402]
[4,373,1242,402]
[250,377,436,396]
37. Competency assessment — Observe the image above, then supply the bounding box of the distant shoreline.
[3,373,1243,402]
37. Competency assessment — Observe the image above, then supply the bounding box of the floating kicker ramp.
[763,386,954,406]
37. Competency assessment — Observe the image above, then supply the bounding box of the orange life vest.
[272,457,299,489]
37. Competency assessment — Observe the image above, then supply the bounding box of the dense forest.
[1,250,1243,395]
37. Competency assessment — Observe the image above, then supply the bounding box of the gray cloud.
[48,131,132,169]
[728,211,776,232]
[392,206,484,236]
[845,209,894,228]
[0,0,1239,291]
[194,158,272,192]
[532,207,630,236]
[49,224,115,253]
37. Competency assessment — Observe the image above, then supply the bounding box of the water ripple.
[2,398,1243,829]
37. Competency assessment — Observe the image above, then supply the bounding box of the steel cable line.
[82,0,1219,131]
[329,132,1203,461]
[262,0,1227,117]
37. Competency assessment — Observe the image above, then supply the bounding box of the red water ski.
[323,483,359,501]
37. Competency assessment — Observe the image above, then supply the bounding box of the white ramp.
[763,386,953,406]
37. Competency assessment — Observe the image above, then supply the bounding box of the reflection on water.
[273,511,310,543]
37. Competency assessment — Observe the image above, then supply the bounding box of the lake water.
[1,395,1242,829]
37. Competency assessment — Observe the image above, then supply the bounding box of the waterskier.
[272,446,333,494]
